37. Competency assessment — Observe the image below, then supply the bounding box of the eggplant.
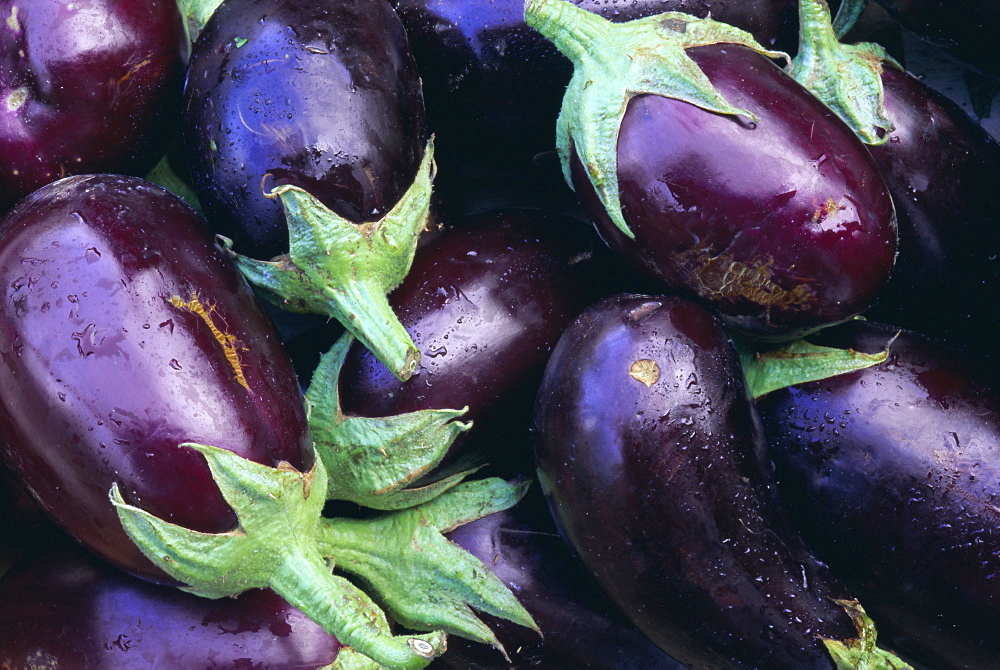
[527,0,898,341]
[0,0,186,213]
[758,320,1000,669]
[0,174,311,583]
[531,293,893,668]
[874,0,1000,79]
[439,486,685,669]
[183,0,426,260]
[335,208,624,474]
[0,537,343,669]
[390,0,799,180]
[790,0,1000,355]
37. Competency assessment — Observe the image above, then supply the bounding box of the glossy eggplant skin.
[758,320,1000,669]
[337,209,623,473]
[390,0,798,177]
[573,44,897,341]
[862,66,1000,354]
[439,487,685,669]
[0,538,342,669]
[0,174,312,583]
[875,0,1000,79]
[0,0,186,213]
[532,293,856,668]
[183,0,425,259]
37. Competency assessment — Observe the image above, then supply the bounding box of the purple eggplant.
[527,0,898,341]
[530,293,906,668]
[758,320,1000,669]
[390,0,798,179]
[183,0,426,260]
[439,487,685,669]
[335,208,623,474]
[0,0,186,213]
[790,0,1000,355]
[874,0,1000,79]
[0,537,343,669]
[0,173,311,583]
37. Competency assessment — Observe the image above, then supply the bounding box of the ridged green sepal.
[226,140,435,381]
[735,333,890,398]
[823,599,914,669]
[111,443,445,669]
[317,478,539,657]
[524,0,787,239]
[788,0,901,145]
[306,333,474,510]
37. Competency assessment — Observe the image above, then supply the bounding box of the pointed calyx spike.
[316,478,539,655]
[788,0,900,145]
[225,139,436,382]
[175,0,225,44]
[523,0,787,239]
[305,333,475,510]
[110,444,447,669]
[822,600,914,669]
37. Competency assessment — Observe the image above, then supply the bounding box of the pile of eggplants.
[3,0,1000,667]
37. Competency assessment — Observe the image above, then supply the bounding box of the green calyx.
[735,330,891,399]
[175,0,225,46]
[111,444,444,668]
[225,140,436,382]
[146,154,203,212]
[316,478,539,657]
[305,332,475,510]
[823,599,913,669]
[788,0,901,145]
[524,0,787,239]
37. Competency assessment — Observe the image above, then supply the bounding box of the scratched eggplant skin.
[758,320,1000,669]
[572,44,897,341]
[0,174,311,583]
[183,0,426,260]
[532,293,856,668]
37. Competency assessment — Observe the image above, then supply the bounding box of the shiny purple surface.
[183,0,426,259]
[0,0,185,212]
[0,539,342,669]
[533,293,855,668]
[574,44,897,340]
[0,174,311,582]
[759,320,1000,668]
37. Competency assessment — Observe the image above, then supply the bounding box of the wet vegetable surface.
[570,42,897,340]
[861,66,1000,352]
[0,0,186,213]
[0,537,343,669]
[0,174,311,582]
[390,0,799,172]
[337,208,622,472]
[439,486,685,669]
[533,293,857,668]
[759,320,1000,669]
[183,0,426,259]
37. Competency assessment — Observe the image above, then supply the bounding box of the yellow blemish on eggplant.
[6,6,18,31]
[629,359,660,386]
[169,293,250,391]
[677,246,814,310]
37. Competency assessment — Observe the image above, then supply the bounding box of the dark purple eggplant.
[0,173,311,583]
[791,0,1000,355]
[0,0,186,213]
[527,0,898,341]
[335,208,624,474]
[183,0,426,259]
[874,0,1000,79]
[758,320,1000,669]
[0,537,343,669]
[439,486,685,669]
[531,293,891,669]
[390,0,799,183]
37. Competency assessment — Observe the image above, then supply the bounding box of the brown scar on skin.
[677,246,814,309]
[629,359,661,387]
[812,197,845,223]
[170,292,250,390]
